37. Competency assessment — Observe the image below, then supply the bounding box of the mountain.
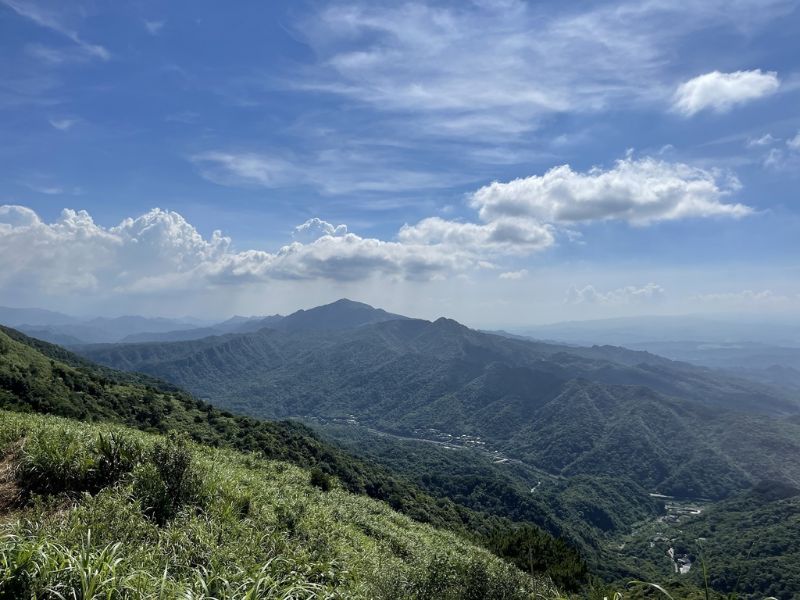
[120,314,284,343]
[269,298,407,332]
[1,299,405,345]
[623,340,800,391]
[8,325,86,346]
[4,314,204,344]
[78,311,800,501]
[0,324,586,589]
[0,306,78,327]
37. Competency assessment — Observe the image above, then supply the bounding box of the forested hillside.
[79,304,800,501]
[70,301,800,597]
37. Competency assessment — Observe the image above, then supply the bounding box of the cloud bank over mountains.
[565,283,666,305]
[0,154,753,305]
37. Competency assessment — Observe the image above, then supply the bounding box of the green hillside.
[8,314,799,597]
[0,411,557,599]
[0,325,587,590]
[78,316,800,500]
[613,480,800,599]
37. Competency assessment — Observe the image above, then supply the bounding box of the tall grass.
[0,411,560,599]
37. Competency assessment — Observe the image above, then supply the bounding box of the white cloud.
[787,131,800,151]
[1,0,110,61]
[763,131,800,170]
[672,70,779,116]
[144,20,165,35]
[471,155,751,226]
[565,283,665,305]
[48,117,76,131]
[499,269,528,280]
[23,182,81,195]
[398,217,554,254]
[293,218,348,242]
[191,149,459,195]
[191,152,296,189]
[746,133,779,147]
[0,205,544,301]
[0,149,758,304]
[295,2,790,137]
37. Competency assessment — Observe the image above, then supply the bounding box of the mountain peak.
[327,298,374,309]
[273,299,407,332]
[433,316,466,329]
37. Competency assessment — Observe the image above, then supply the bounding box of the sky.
[0,0,799,327]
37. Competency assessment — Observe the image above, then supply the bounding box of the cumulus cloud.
[672,70,779,116]
[0,149,759,303]
[565,283,665,305]
[499,269,528,280]
[471,155,751,226]
[398,217,554,254]
[0,205,544,301]
[293,218,348,242]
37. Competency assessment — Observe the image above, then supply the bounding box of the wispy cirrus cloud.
[144,20,165,36]
[746,133,780,147]
[293,1,793,138]
[48,117,76,131]
[191,149,462,195]
[1,0,110,61]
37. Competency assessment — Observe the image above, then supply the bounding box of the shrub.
[15,426,142,497]
[310,467,332,491]
[133,431,204,525]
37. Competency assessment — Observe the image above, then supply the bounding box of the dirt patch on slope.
[0,449,22,520]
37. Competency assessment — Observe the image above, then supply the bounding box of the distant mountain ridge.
[1,299,406,345]
[78,301,800,501]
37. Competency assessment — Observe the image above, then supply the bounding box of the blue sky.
[0,0,799,325]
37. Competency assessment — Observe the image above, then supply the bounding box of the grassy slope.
[0,325,587,589]
[0,324,490,532]
[0,411,557,599]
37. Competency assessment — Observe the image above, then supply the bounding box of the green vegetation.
[614,481,800,599]
[0,325,586,589]
[316,422,800,597]
[316,424,659,580]
[0,411,558,599]
[6,313,799,597]
[79,317,800,501]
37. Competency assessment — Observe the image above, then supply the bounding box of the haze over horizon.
[1,0,799,325]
